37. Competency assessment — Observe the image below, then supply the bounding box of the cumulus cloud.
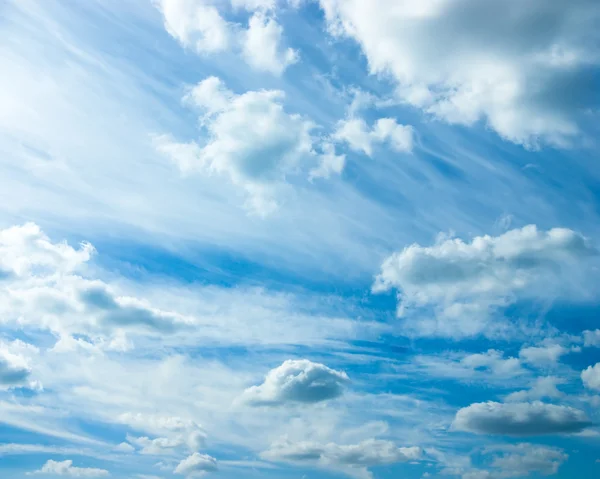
[0,224,192,340]
[519,344,577,367]
[242,12,299,75]
[505,377,565,402]
[581,363,600,391]
[119,413,206,453]
[262,438,421,478]
[583,330,600,347]
[373,225,597,338]
[155,0,296,74]
[30,460,109,477]
[156,77,341,214]
[174,453,217,476]
[452,401,591,436]
[113,442,135,453]
[319,0,600,147]
[240,359,349,405]
[0,344,32,389]
[333,117,414,156]
[309,143,346,180]
[489,443,568,477]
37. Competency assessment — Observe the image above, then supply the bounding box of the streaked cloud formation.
[1,1,600,479]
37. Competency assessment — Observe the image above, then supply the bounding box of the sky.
[1,0,600,478]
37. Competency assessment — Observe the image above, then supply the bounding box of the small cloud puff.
[29,460,109,477]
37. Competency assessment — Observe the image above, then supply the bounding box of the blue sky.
[1,0,600,478]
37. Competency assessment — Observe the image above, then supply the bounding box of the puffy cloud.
[0,345,31,389]
[242,13,299,75]
[581,363,600,391]
[262,438,421,478]
[0,224,192,340]
[452,401,591,436]
[373,225,597,338]
[519,344,576,367]
[30,459,109,477]
[155,1,296,74]
[119,413,206,453]
[333,117,414,156]
[505,377,564,402]
[156,77,338,214]
[240,359,349,405]
[113,442,135,453]
[309,143,346,180]
[174,453,217,476]
[153,0,230,54]
[319,0,600,147]
[583,329,600,347]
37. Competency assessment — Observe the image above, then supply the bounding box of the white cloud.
[333,117,414,156]
[153,0,230,54]
[581,363,600,391]
[156,77,333,215]
[505,377,565,402]
[113,442,135,453]
[489,443,568,477]
[319,0,600,147]
[373,225,597,338]
[519,344,575,367]
[243,13,299,75]
[240,359,349,406]
[155,1,297,75]
[452,401,591,436]
[30,459,109,477]
[174,453,218,476]
[309,143,346,180]
[0,344,32,389]
[262,438,421,478]
[128,435,185,455]
[583,330,600,347]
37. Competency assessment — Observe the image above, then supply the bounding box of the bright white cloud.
[114,442,135,453]
[155,1,297,75]
[243,13,299,75]
[174,453,217,476]
[263,438,421,478]
[156,77,331,215]
[153,0,230,54]
[333,117,413,156]
[0,343,32,389]
[309,143,346,180]
[319,0,600,147]
[373,225,597,338]
[452,401,591,436]
[240,359,349,406]
[30,460,109,477]
[581,363,600,391]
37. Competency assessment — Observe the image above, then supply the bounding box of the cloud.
[30,460,109,477]
[262,438,421,478]
[373,225,597,338]
[156,76,332,215]
[242,12,299,75]
[155,1,296,74]
[505,377,565,402]
[452,401,591,436]
[174,453,218,476]
[333,117,414,156]
[581,363,600,391]
[319,0,600,147]
[309,143,346,180]
[153,0,231,54]
[0,345,32,389]
[489,443,568,477]
[519,344,577,367]
[128,435,185,455]
[113,442,135,453]
[240,359,349,406]
[583,330,600,347]
[0,224,192,340]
